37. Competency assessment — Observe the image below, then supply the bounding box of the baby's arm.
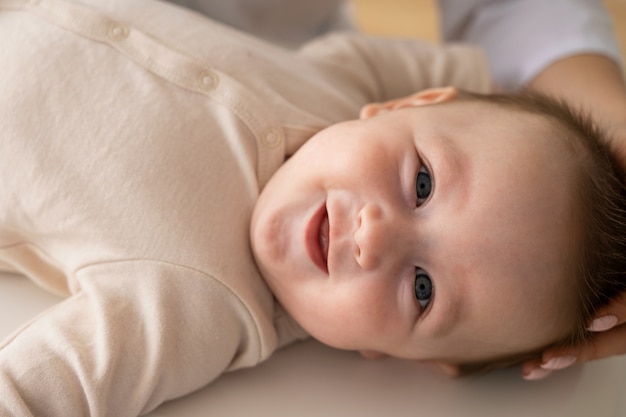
[299,33,492,105]
[0,262,256,416]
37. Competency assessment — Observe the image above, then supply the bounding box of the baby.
[1,0,625,415]
[252,87,626,374]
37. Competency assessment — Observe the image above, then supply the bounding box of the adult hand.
[522,292,626,380]
[528,54,626,161]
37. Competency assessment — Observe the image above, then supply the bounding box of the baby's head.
[250,87,626,373]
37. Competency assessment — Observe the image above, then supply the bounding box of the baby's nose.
[354,203,403,270]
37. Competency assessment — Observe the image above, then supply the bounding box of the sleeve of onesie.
[299,33,492,104]
[0,261,258,417]
[438,0,623,90]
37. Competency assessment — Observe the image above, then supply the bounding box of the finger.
[537,323,626,369]
[523,354,578,379]
[576,323,626,363]
[522,358,554,381]
[540,355,577,371]
[522,346,581,380]
[588,315,619,332]
[589,292,626,331]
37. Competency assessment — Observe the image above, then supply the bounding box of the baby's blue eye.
[416,167,432,205]
[415,271,432,309]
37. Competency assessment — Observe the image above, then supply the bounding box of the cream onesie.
[0,0,490,415]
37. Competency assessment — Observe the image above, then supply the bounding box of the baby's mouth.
[306,202,329,274]
[319,209,329,269]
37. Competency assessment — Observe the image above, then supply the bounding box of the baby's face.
[251,92,576,363]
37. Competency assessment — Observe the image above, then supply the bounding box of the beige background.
[351,0,626,65]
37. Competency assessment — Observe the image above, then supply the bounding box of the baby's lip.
[320,210,329,268]
[305,202,329,274]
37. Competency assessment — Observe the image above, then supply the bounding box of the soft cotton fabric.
[0,0,489,415]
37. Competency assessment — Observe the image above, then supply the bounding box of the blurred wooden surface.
[606,0,626,60]
[351,0,626,62]
[351,0,440,41]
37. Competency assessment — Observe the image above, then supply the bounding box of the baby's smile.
[305,202,329,274]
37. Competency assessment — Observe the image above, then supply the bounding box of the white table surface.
[2,271,625,417]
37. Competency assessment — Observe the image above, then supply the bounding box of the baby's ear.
[359,86,458,119]
[358,350,387,360]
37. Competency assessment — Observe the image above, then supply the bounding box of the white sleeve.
[0,262,259,417]
[300,33,492,105]
[439,0,623,90]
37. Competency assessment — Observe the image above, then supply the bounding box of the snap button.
[108,23,129,41]
[199,72,218,91]
[262,127,282,148]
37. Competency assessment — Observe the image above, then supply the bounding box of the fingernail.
[588,315,618,332]
[540,355,577,371]
[523,368,553,381]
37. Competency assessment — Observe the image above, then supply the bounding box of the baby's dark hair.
[453,90,626,375]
